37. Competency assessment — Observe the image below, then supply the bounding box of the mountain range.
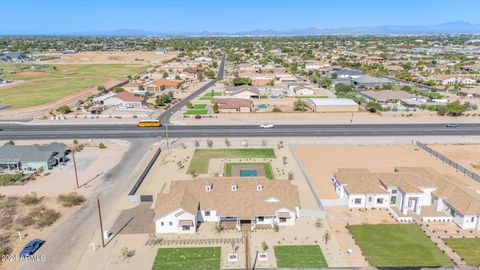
[4,21,480,36]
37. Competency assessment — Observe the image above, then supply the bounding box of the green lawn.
[224,162,274,179]
[444,238,480,266]
[199,91,222,100]
[151,247,221,270]
[0,64,145,109]
[191,104,207,109]
[274,245,327,268]
[188,148,276,174]
[348,224,452,267]
[184,109,208,115]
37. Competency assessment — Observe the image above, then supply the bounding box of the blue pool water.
[258,104,267,109]
[240,170,258,177]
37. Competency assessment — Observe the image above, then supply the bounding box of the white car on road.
[260,124,274,128]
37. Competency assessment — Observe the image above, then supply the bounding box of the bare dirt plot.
[35,51,177,65]
[14,71,48,76]
[292,145,480,200]
[429,144,480,173]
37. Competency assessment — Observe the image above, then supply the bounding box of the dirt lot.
[14,71,48,76]
[292,144,480,199]
[35,51,177,65]
[429,144,480,173]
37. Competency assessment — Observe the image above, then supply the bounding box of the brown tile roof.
[154,189,199,219]
[115,91,143,102]
[151,78,181,87]
[155,178,300,220]
[334,169,388,194]
[360,90,416,102]
[212,98,252,110]
[432,74,457,81]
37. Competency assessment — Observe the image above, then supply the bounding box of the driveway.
[109,202,155,235]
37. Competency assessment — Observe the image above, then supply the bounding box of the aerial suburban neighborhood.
[1,1,480,270]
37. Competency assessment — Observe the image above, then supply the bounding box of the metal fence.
[416,141,480,182]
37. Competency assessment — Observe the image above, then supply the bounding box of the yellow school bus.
[136,119,161,127]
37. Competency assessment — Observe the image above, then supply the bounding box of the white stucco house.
[332,167,479,229]
[154,178,300,234]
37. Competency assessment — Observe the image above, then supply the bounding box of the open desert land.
[33,51,177,65]
[0,63,145,110]
[0,139,131,270]
[429,144,480,174]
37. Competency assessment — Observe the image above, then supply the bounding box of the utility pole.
[72,150,79,189]
[97,198,105,248]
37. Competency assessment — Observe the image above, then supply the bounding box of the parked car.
[195,115,202,119]
[260,123,274,128]
[19,239,45,257]
[445,123,458,128]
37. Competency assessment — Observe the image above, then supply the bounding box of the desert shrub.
[0,173,26,186]
[17,215,35,227]
[98,143,106,149]
[20,192,42,205]
[35,209,61,228]
[57,192,86,207]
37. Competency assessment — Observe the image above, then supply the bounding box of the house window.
[390,196,396,204]
[258,216,264,222]
[368,197,372,202]
[182,226,190,231]
[471,217,475,222]
[279,218,287,223]
[205,211,210,217]
[354,198,362,204]
[169,222,173,226]
[391,189,397,194]
[161,222,164,226]
[376,198,384,204]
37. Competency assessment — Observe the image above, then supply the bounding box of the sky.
[1,0,480,34]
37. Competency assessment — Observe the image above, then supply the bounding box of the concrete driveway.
[109,202,155,235]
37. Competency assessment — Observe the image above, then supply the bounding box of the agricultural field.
[348,224,451,267]
[274,245,327,268]
[151,247,221,270]
[188,148,276,174]
[444,238,480,266]
[0,63,145,109]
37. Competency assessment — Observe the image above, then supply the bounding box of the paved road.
[158,52,226,124]
[2,123,480,140]
[18,138,155,270]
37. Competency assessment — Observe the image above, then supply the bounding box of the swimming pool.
[240,170,258,177]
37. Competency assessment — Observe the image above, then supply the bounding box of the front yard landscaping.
[188,148,276,174]
[191,104,207,109]
[184,109,208,115]
[151,247,221,270]
[444,238,480,266]
[0,173,28,186]
[199,91,222,100]
[274,245,327,268]
[348,224,451,267]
